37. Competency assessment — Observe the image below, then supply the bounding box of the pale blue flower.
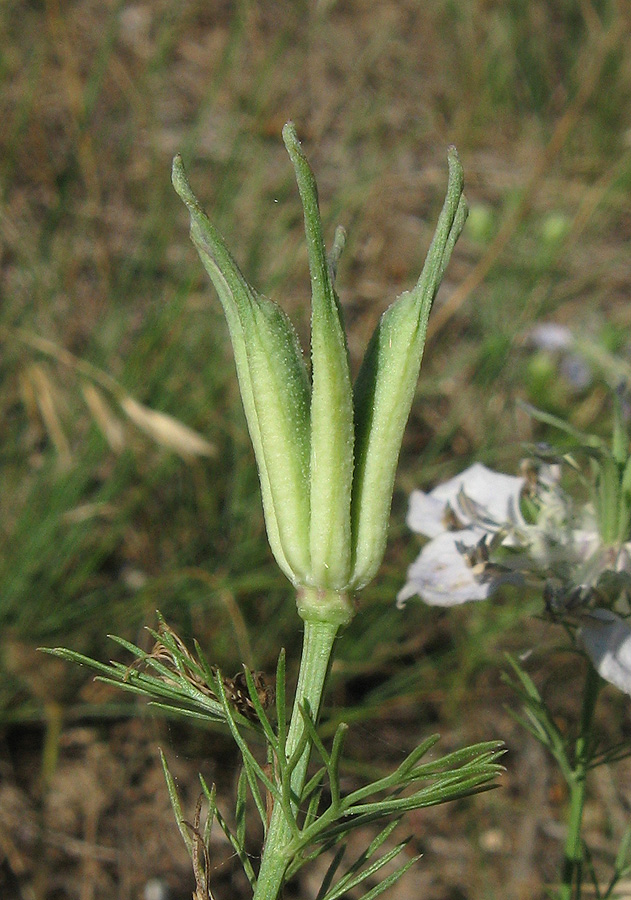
[529,322,573,352]
[528,322,593,391]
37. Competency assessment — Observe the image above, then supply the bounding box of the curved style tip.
[446,146,464,194]
[282,121,300,151]
[171,155,199,213]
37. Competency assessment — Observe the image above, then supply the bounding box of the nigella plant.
[50,125,504,900]
[399,399,631,898]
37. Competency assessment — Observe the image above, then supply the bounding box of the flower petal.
[397,530,499,608]
[406,463,526,539]
[441,463,526,529]
[580,609,631,696]
[406,490,448,538]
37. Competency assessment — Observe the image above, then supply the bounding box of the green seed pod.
[350,148,467,588]
[283,124,355,589]
[172,156,311,583]
[173,134,467,611]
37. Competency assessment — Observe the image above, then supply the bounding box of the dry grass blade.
[25,363,72,468]
[81,383,125,453]
[119,396,215,460]
[3,325,215,460]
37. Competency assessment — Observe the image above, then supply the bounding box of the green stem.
[253,594,345,900]
[558,663,601,900]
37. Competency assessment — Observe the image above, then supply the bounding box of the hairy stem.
[558,663,601,900]
[252,610,340,900]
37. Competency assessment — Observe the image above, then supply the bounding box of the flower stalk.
[559,663,601,900]
[253,616,339,900]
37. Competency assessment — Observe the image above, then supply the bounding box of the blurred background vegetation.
[2,1,631,898]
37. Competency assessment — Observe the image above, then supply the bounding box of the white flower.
[397,463,526,608]
[579,610,631,695]
[399,460,631,696]
[405,463,526,539]
[397,530,515,608]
